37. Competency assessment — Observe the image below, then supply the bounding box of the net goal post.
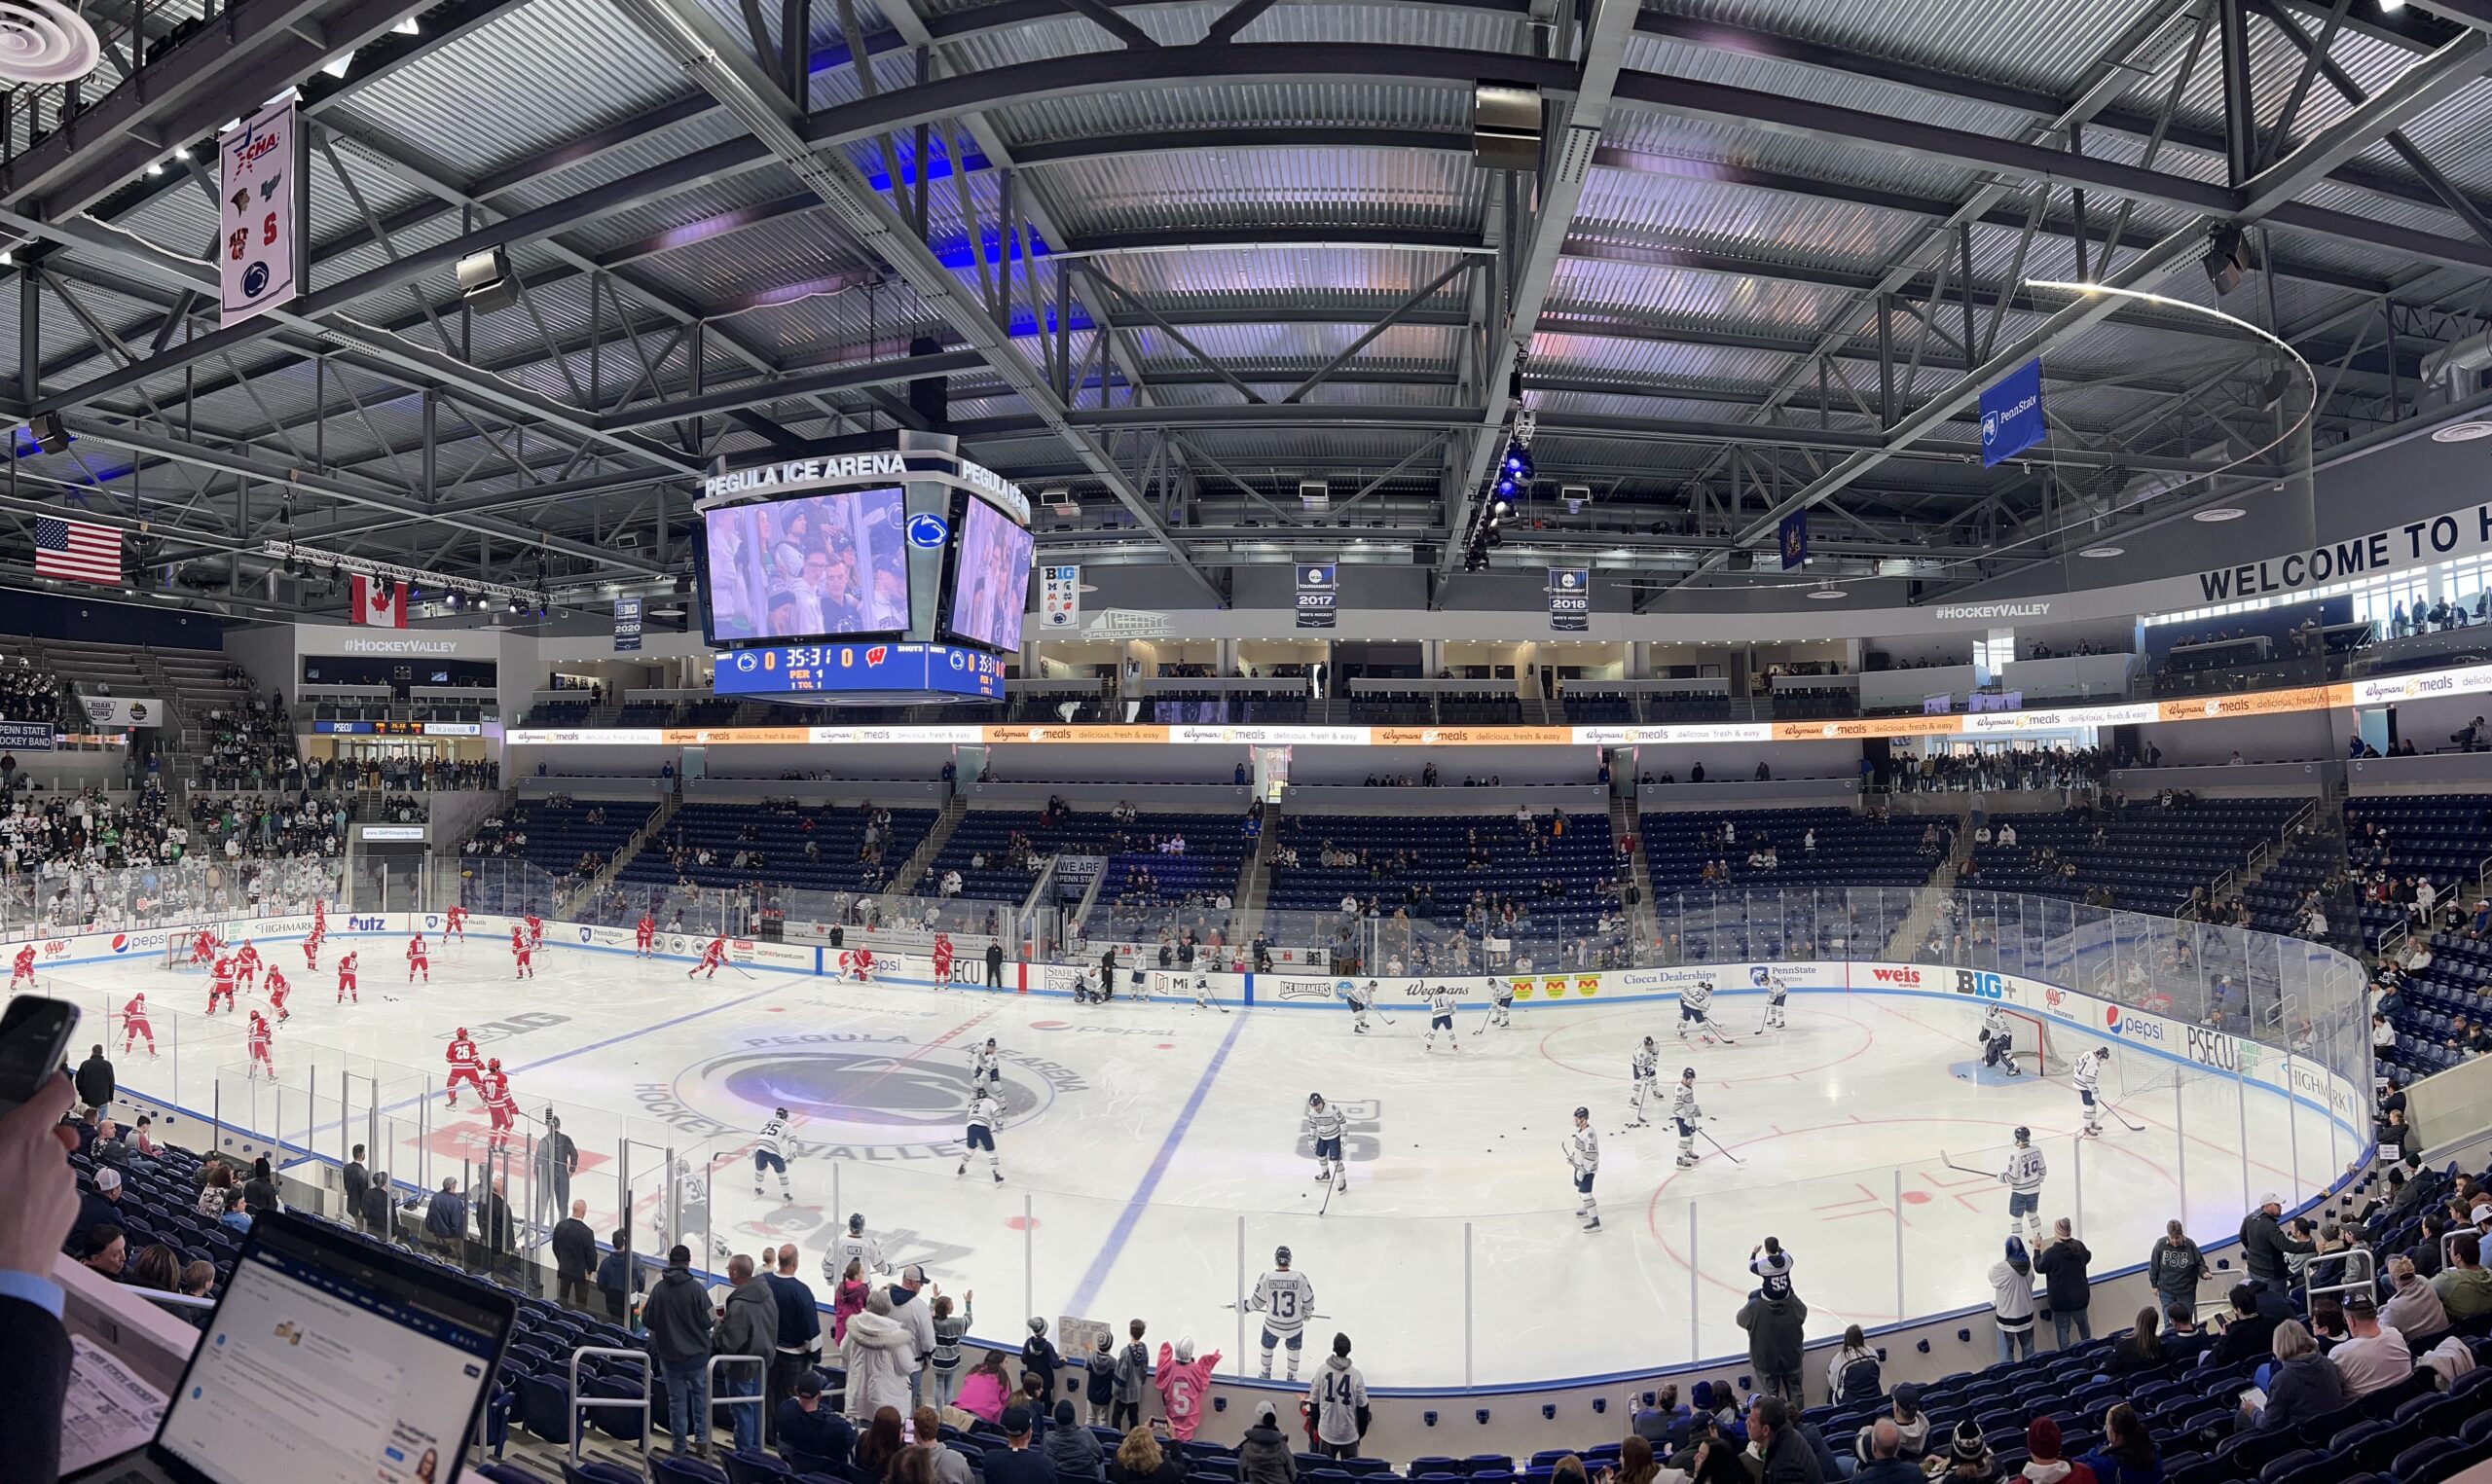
[2000,1006,2071,1077]
[159,924,237,972]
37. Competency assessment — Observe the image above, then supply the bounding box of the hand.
[0,1072,79,1280]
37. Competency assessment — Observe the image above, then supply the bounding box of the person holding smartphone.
[0,1067,81,1483]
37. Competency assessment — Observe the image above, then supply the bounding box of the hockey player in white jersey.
[2073,1047,2110,1138]
[1755,968,1789,1032]
[2000,1126,2046,1243]
[1669,1068,1704,1169]
[1485,976,1515,1032]
[1341,980,1375,1035]
[1678,977,1720,1042]
[1246,1246,1316,1379]
[959,1086,1005,1183]
[753,1106,794,1201]
[971,1036,1004,1092]
[1977,1003,2023,1076]
[821,1213,890,1285]
[1567,1107,1601,1232]
[1191,972,1228,1013]
[1627,1036,1661,1127]
[1424,986,1461,1052]
[1306,1094,1347,1193]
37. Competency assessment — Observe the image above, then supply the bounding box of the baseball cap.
[795,1372,824,1397]
[95,1169,121,1191]
[902,1263,927,1283]
[1002,1405,1032,1435]
[2261,1191,2283,1208]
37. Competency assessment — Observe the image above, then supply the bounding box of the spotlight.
[145,162,163,176]
[1493,500,1513,521]
[2202,223,2252,295]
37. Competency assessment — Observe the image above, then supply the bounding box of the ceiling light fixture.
[2431,420,2492,444]
[2078,545,2123,559]
[2192,507,2247,523]
[1806,587,1847,600]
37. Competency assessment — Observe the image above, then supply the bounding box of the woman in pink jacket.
[956,1349,1015,1425]
[831,1258,871,1344]
[1154,1337,1221,1441]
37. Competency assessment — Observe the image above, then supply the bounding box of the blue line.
[1067,1008,1250,1317]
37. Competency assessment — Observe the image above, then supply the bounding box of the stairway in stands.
[885,794,966,897]
[1228,806,1280,947]
[1610,790,1659,948]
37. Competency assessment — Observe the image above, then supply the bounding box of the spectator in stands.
[2146,1219,2206,1320]
[1737,1276,1808,1403]
[128,1242,180,1293]
[2241,1320,2347,1432]
[853,1408,905,1479]
[712,1251,778,1453]
[77,1166,126,1236]
[646,1244,717,1455]
[2327,1290,2411,1397]
[1667,1413,1747,1484]
[218,1190,253,1234]
[189,1161,228,1216]
[2034,1217,2092,1349]
[2161,1304,2210,1365]
[423,1176,466,1256]
[840,1288,916,1424]
[595,1228,636,1322]
[1745,1396,1818,1484]
[765,1244,823,1441]
[1848,1420,1920,1484]
[2435,1231,2492,1320]
[1826,1323,1880,1406]
[78,1222,126,1278]
[776,1371,852,1466]
[1048,1398,1108,1480]
[2239,1193,2311,1295]
[73,1043,113,1112]
[2073,1404,2159,1484]
[551,1199,597,1309]
[1307,1333,1369,1460]
[1989,1237,2036,1363]
[911,1406,971,1484]
[242,1156,278,1214]
[986,1406,1054,1484]
[1927,1419,1995,1482]
[2384,1253,2450,1345]
[2099,1307,2165,1379]
[1632,1385,1687,1446]
[1111,1426,1189,1484]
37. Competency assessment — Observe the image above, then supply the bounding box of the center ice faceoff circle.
[667,1036,1072,1149]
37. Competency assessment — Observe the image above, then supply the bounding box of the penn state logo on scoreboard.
[907,512,950,549]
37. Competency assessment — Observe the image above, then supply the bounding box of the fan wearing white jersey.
[1246,1247,1316,1380]
[1306,1093,1348,1193]
[959,1086,1005,1183]
[1678,977,1717,1041]
[1977,1003,2023,1076]
[821,1213,890,1285]
[1627,1036,1661,1127]
[1670,1068,1704,1169]
[1567,1106,1601,1232]
[2074,1047,2110,1137]
[753,1106,794,1201]
[2000,1125,2046,1243]
[1424,987,1461,1052]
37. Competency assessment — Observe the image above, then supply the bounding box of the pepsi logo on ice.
[1951,969,2005,1000]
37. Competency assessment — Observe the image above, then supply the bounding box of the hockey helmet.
[985,1037,998,1050]
[1642,1035,1656,1049]
[456,1027,468,1037]
[487,1057,501,1070]
[1307,1093,1325,1108]
[1274,1245,1292,1266]
[1573,1105,1591,1121]
[849,1213,866,1233]
[2013,1125,2032,1145]
[1682,1067,1697,1079]
[775,1106,789,1118]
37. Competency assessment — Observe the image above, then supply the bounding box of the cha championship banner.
[218,98,299,327]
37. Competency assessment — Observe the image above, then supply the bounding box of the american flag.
[34,516,122,585]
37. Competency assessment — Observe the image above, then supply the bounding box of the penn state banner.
[1041,565,1081,631]
[1979,358,2046,467]
[1548,567,1589,632]
[1295,563,1338,630]
[219,98,299,328]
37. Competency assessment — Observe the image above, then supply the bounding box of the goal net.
[2001,1007,2072,1077]
[160,926,228,973]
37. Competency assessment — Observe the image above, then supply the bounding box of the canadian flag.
[350,574,407,628]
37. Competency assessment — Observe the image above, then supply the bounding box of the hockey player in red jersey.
[301,924,322,972]
[445,1028,484,1107]
[206,955,238,1015]
[312,896,326,938]
[246,1010,275,1080]
[481,1058,517,1152]
[234,939,261,992]
[524,912,544,949]
[335,951,359,1003]
[8,944,34,991]
[189,927,218,969]
[121,993,155,1056]
[511,924,534,980]
[406,931,430,984]
[635,913,656,958]
[688,936,727,980]
[838,947,876,984]
[265,966,292,1023]
[444,902,467,941]
[931,932,954,987]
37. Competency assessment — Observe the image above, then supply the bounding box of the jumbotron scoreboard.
[693,433,1032,706]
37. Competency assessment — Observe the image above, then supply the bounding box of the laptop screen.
[156,1218,508,1484]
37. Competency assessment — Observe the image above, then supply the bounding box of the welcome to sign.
[2194,500,2492,603]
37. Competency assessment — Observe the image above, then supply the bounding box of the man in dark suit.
[1,1072,83,1481]
[343,1144,370,1216]
[476,1175,515,1272]
[552,1199,598,1308]
[73,1044,114,1112]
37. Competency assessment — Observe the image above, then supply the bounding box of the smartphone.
[0,995,79,1116]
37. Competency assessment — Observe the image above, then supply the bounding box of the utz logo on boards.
[1868,966,1922,987]
[348,915,388,931]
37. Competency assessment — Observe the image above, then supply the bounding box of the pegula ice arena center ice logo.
[640,1034,1085,1156]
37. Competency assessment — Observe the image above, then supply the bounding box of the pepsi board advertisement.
[712,641,1004,701]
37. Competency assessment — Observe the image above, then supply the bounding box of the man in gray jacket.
[888,1263,936,1403]
[645,1246,718,1456]
[1736,1281,1810,1404]
[1306,1333,1368,1460]
[713,1253,779,1456]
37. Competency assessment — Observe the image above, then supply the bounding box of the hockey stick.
[2098,1099,2148,1135]
[1938,1150,1992,1178]
[1698,1126,1744,1166]
[1317,1171,1336,1216]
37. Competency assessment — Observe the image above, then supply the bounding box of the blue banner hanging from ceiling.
[1979,358,2046,467]
[1777,511,1809,571]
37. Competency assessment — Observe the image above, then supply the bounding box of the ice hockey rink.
[55,936,2358,1390]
